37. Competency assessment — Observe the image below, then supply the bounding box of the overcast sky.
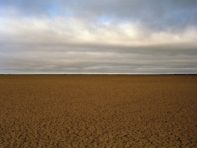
[0,0,197,74]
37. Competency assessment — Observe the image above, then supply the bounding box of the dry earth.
[0,75,197,147]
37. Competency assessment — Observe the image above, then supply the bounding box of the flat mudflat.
[0,75,196,147]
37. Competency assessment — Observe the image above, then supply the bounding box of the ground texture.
[0,75,197,147]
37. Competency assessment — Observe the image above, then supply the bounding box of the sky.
[0,0,197,74]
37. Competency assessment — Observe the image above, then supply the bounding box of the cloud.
[0,0,197,73]
[1,0,197,30]
[1,46,197,74]
[1,16,197,46]
[0,16,197,74]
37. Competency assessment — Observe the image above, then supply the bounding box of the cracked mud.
[0,75,197,147]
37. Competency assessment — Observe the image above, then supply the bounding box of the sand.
[0,75,197,147]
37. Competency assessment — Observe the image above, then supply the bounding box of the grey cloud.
[1,0,197,30]
[1,42,197,74]
[0,0,197,74]
[73,0,197,30]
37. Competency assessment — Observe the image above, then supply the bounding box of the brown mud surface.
[0,75,197,147]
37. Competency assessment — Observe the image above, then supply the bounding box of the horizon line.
[0,73,197,75]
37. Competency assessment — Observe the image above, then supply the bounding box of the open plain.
[0,75,197,147]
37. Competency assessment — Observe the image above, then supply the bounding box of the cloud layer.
[0,0,197,73]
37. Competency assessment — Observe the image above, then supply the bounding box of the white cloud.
[1,16,197,47]
[0,15,197,73]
